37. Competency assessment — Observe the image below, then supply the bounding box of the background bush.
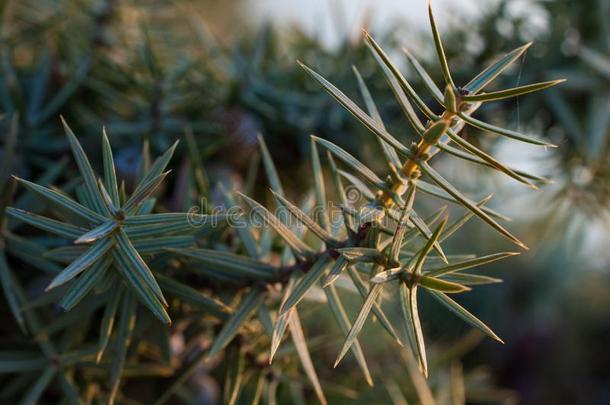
[0,0,609,403]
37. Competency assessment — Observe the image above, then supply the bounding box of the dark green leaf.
[323,284,372,386]
[289,310,327,405]
[353,66,402,169]
[310,137,330,231]
[437,142,549,184]
[347,267,402,344]
[413,216,448,275]
[98,181,119,215]
[402,347,435,405]
[426,252,518,277]
[32,60,87,125]
[313,136,386,191]
[400,283,427,377]
[157,274,231,317]
[443,130,537,187]
[298,61,411,157]
[579,46,610,80]
[75,220,118,244]
[418,275,470,293]
[364,33,429,133]
[409,208,448,263]
[62,118,109,216]
[13,177,104,224]
[5,233,63,274]
[272,190,336,244]
[403,47,444,102]
[389,185,416,263]
[170,247,278,280]
[458,112,555,147]
[443,273,502,286]
[428,2,454,87]
[0,351,47,373]
[258,134,284,196]
[257,305,274,338]
[334,283,383,366]
[326,153,354,232]
[439,196,492,243]
[208,288,265,357]
[462,80,565,102]
[112,249,170,324]
[338,169,375,200]
[417,180,510,220]
[220,187,258,258]
[19,365,56,405]
[422,120,450,144]
[102,128,120,206]
[420,162,526,248]
[0,251,25,331]
[133,235,195,255]
[0,113,18,193]
[135,140,178,193]
[279,255,332,316]
[125,213,226,238]
[97,287,123,363]
[114,230,166,306]
[270,274,298,362]
[124,171,170,213]
[43,245,87,263]
[369,267,403,284]
[401,205,446,247]
[322,255,349,287]
[239,192,314,259]
[428,290,503,343]
[47,237,113,290]
[6,207,85,239]
[464,42,532,93]
[225,346,246,405]
[184,127,210,196]
[59,257,112,310]
[109,292,137,404]
[338,247,382,263]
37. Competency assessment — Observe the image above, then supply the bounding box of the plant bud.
[422,119,450,145]
[444,84,457,113]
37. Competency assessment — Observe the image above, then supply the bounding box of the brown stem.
[377,109,457,208]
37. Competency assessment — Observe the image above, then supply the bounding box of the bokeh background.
[1,0,609,403]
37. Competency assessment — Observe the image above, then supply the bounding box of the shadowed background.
[1,0,609,403]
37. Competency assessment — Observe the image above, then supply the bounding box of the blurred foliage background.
[1,0,609,403]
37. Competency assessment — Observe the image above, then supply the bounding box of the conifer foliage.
[0,2,562,403]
